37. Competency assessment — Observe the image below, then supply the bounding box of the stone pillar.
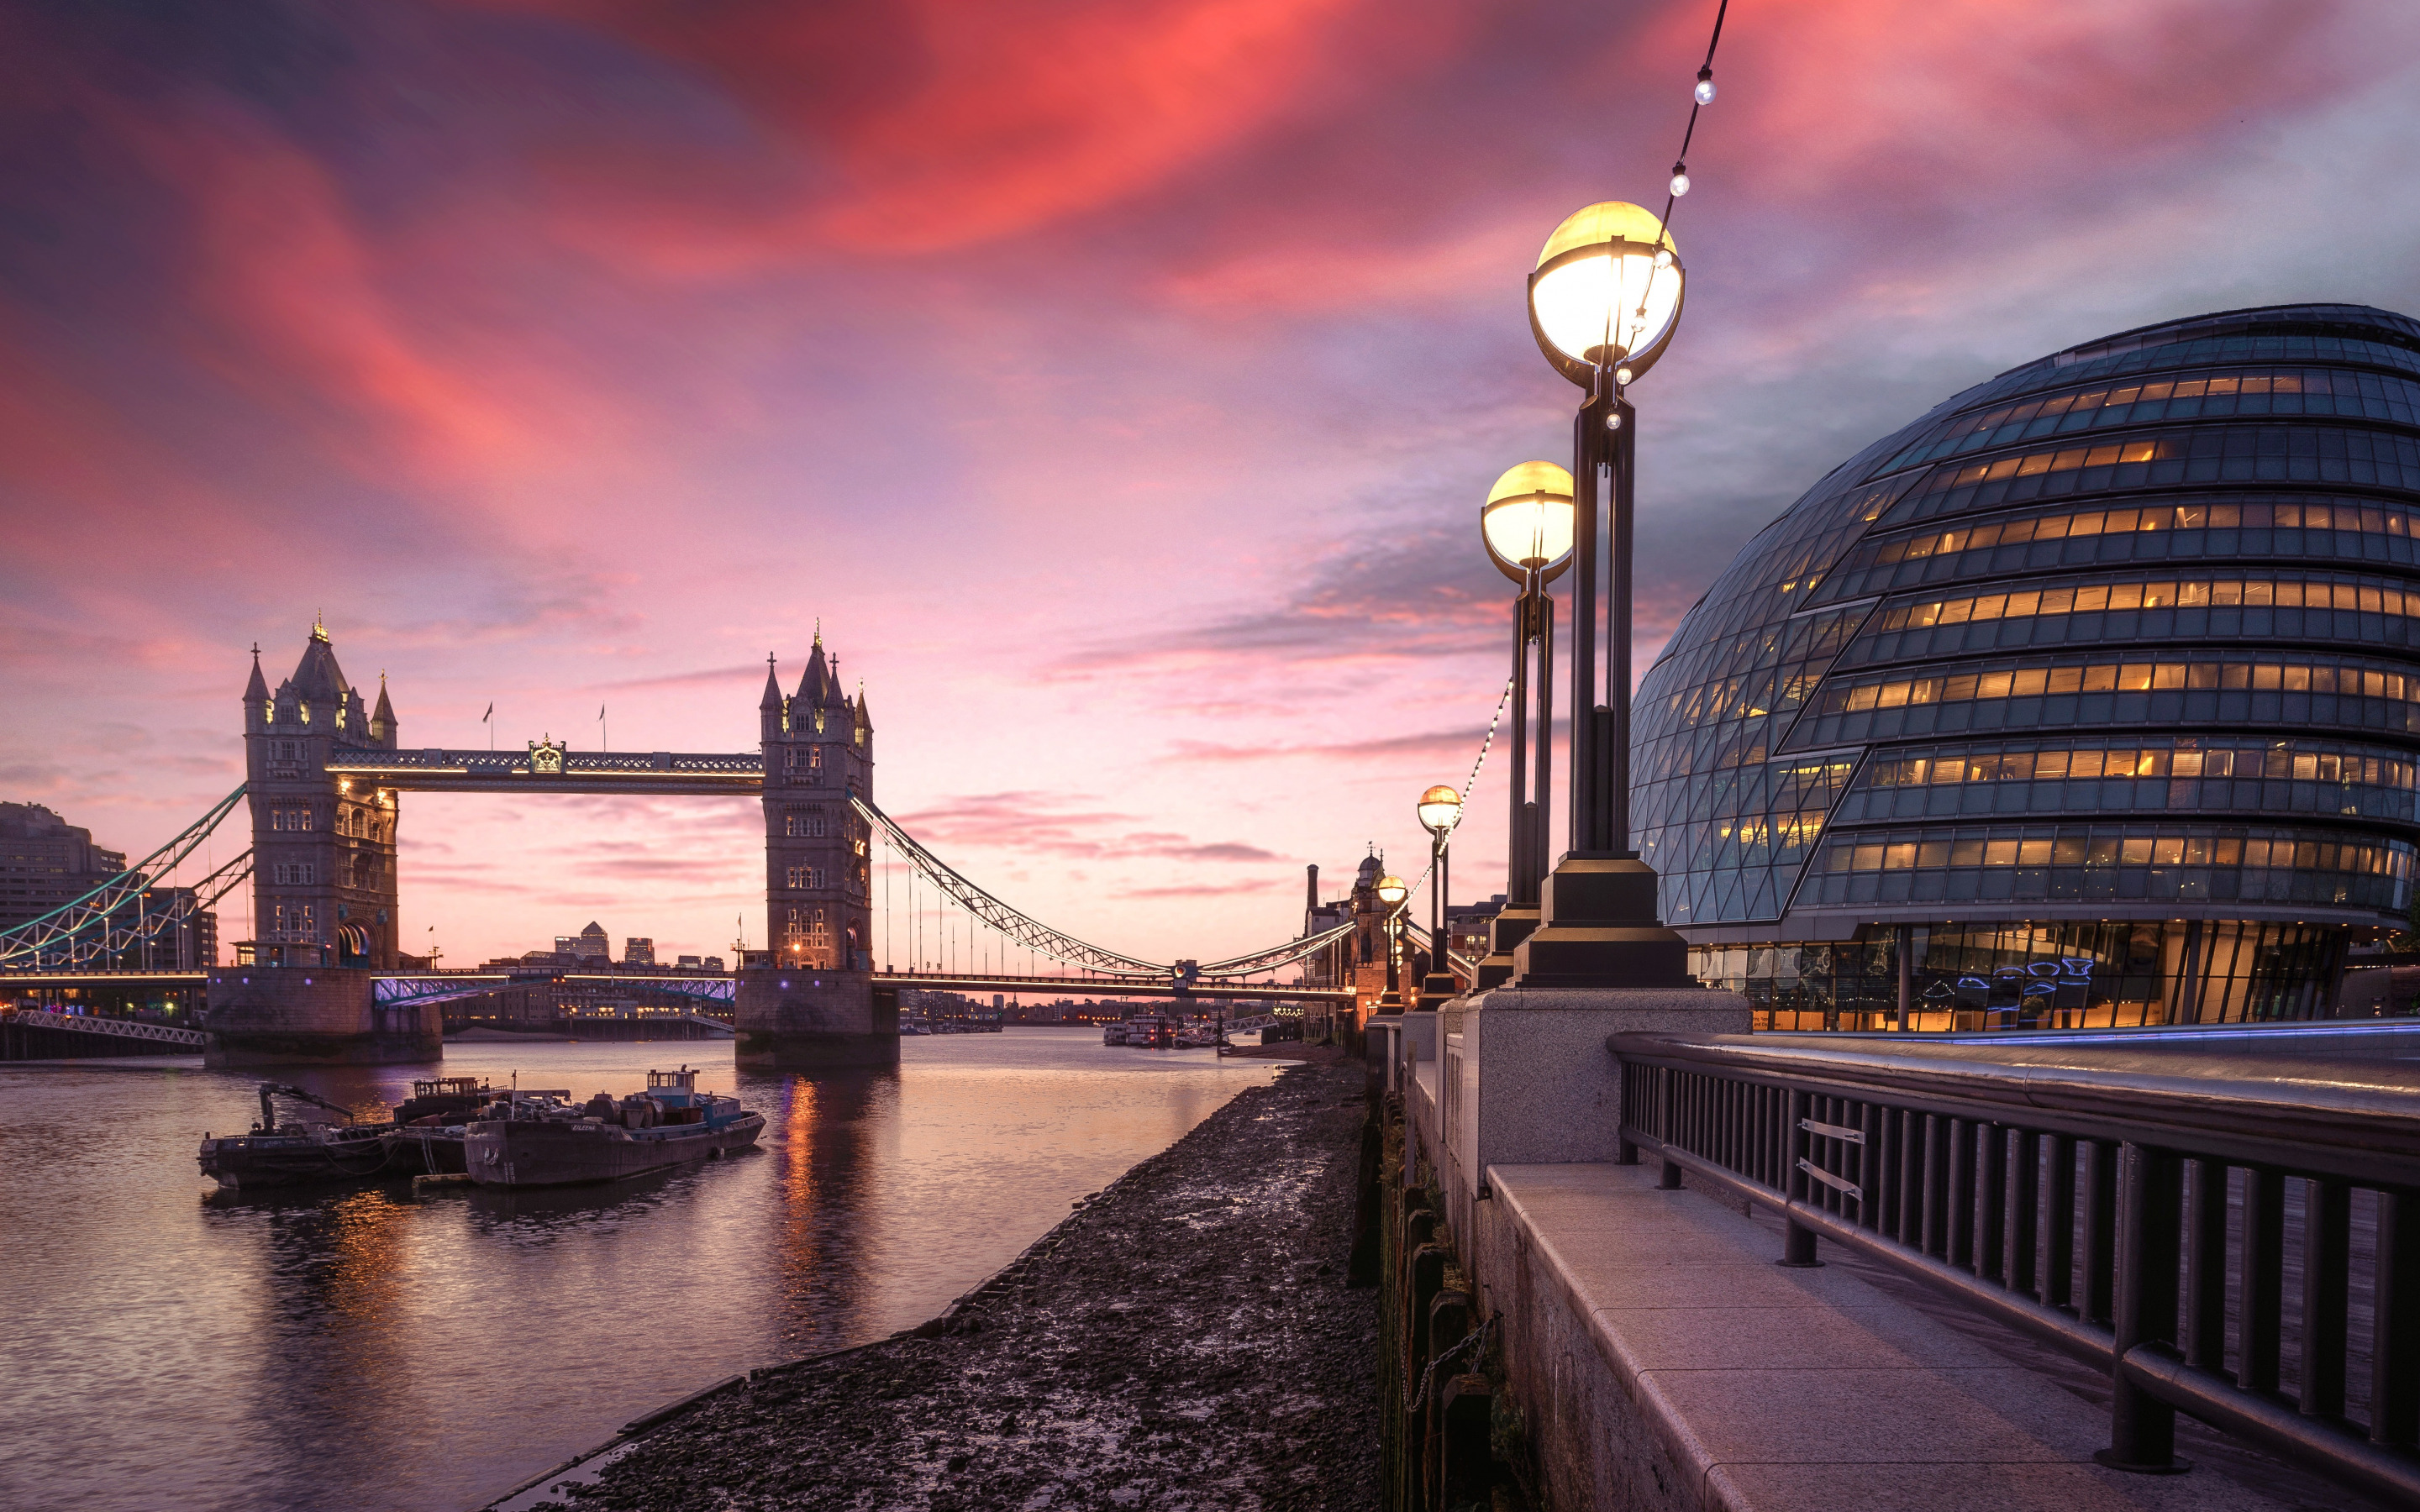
[1436,984,1750,1244]
[202,965,440,1065]
[734,966,898,1068]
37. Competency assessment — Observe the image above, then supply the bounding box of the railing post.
[2099,1142,2188,1474]
[2302,1178,2351,1421]
[2183,1158,2228,1370]
[1614,1058,1639,1166]
[2081,1140,2118,1327]
[2375,1189,2420,1449]
[1657,1066,1681,1189]
[1781,1088,1819,1267]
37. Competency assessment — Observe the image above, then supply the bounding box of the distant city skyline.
[4,2,2417,966]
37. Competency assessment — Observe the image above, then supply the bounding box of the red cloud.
[482,0,1470,254]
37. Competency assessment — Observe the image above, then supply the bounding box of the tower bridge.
[2,622,1377,1066]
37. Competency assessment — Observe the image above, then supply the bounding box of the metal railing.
[2,1008,209,1047]
[1607,1031,2420,1504]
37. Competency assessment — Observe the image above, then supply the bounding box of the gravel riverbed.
[528,1061,1378,1512]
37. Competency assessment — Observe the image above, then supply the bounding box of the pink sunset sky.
[4,0,2417,969]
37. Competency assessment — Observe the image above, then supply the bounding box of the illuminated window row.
[1819,828,2406,880]
[1887,423,2420,525]
[1876,575,2420,631]
[1821,657,2420,715]
[1878,368,2420,474]
[1864,744,2415,791]
[1869,497,2412,570]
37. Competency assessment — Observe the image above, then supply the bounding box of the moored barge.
[463,1067,763,1189]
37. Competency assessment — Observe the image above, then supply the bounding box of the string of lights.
[1601,0,1732,398]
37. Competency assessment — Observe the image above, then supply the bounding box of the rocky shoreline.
[511,1060,1378,1511]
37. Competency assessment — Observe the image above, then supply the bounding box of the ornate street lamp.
[1374,873,1409,1011]
[1510,202,1692,990]
[1476,461,1574,988]
[1416,785,1463,1007]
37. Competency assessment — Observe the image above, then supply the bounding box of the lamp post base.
[1418,972,1460,1010]
[1508,854,1692,990]
[1473,902,1542,990]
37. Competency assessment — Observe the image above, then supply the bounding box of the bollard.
[1410,1245,1450,1368]
[1438,1374,1494,1510]
[1423,1291,1472,1508]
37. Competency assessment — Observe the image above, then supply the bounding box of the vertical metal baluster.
[2302,1178,2352,1423]
[2082,1140,2118,1329]
[1863,1101,1886,1232]
[1923,1113,1949,1258]
[2007,1129,2039,1296]
[1726,1079,1740,1174]
[1949,1119,1977,1272]
[2239,1168,2286,1395]
[2184,1158,2228,1371]
[2100,1142,2186,1472]
[1899,1110,1923,1249]
[1658,1067,1681,1190]
[1781,1088,1818,1267]
[2374,1189,2420,1449]
[2046,1136,2076,1311]
[1618,1063,1639,1166]
[1975,1123,2007,1282]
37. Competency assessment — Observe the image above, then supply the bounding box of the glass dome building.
[1630,304,2420,1030]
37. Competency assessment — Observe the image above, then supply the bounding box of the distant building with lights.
[1631,304,2420,1029]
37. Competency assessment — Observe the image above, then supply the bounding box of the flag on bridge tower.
[483,701,493,749]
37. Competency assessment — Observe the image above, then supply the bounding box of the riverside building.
[1632,303,2420,1030]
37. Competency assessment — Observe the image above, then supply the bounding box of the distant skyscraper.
[623,937,655,965]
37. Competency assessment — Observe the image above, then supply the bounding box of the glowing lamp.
[1528,202,1685,386]
[1375,874,1408,907]
[1417,785,1463,837]
[1480,460,1576,585]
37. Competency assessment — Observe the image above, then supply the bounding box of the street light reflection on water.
[0,1028,1279,1512]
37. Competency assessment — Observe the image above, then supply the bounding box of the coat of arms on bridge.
[528,739,566,775]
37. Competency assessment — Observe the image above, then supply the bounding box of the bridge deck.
[876,972,1350,1003]
[324,747,761,795]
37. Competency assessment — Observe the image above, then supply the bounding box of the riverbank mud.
[524,1061,1378,1511]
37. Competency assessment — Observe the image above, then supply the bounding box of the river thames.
[0,1028,1281,1512]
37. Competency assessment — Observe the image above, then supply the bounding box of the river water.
[0,1028,1281,1512]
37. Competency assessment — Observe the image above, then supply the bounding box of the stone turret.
[241,622,402,975]
[738,623,891,1068]
[369,675,397,748]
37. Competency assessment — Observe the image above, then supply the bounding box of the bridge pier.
[734,968,897,1069]
[201,965,441,1065]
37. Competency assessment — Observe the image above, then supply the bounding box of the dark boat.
[462,1067,763,1189]
[197,1084,392,1190]
[381,1076,517,1175]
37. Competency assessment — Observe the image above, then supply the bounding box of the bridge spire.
[759,654,782,712]
[244,644,269,703]
[371,671,397,746]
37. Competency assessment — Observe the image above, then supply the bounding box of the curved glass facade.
[1631,305,2420,1028]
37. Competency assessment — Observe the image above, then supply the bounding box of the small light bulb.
[1670,171,1691,197]
[1606,412,1623,430]
[1695,78,1716,106]
[1614,366,1634,386]
[1653,248,1673,270]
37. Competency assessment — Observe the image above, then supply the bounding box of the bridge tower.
[734,632,895,1068]
[208,622,434,1064]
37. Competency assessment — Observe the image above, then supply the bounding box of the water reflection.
[0,1031,1274,1512]
[771,1069,892,1355]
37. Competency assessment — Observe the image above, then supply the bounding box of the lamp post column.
[1512,381,1691,990]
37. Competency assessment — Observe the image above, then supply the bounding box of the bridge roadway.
[322,747,762,795]
[875,970,1353,1004]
